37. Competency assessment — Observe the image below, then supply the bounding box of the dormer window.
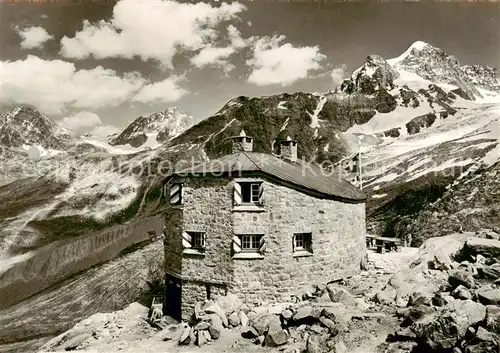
[234,181,263,206]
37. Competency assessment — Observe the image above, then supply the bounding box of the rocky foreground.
[38,231,500,353]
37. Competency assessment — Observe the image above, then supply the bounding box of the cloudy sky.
[1,0,499,136]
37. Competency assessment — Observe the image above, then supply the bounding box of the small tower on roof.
[231,129,254,153]
[280,135,298,162]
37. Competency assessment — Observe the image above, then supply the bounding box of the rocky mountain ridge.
[0,106,75,150]
[109,107,194,148]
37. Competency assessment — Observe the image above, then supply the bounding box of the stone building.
[162,131,366,321]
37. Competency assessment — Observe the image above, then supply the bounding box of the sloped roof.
[170,152,366,202]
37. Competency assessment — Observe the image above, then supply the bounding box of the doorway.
[164,274,182,321]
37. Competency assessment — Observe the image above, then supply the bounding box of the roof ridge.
[242,151,265,173]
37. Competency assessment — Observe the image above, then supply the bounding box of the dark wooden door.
[164,275,181,321]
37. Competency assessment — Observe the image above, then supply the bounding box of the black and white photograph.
[0,0,499,352]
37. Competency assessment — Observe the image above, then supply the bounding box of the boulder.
[216,293,243,316]
[241,326,259,339]
[264,329,288,347]
[390,234,468,297]
[189,328,196,346]
[428,253,453,271]
[477,289,500,305]
[432,293,454,307]
[194,301,205,320]
[407,291,432,307]
[207,314,223,339]
[239,311,249,327]
[306,333,330,353]
[203,301,228,327]
[410,300,486,349]
[240,304,250,314]
[374,289,397,305]
[292,306,321,325]
[254,335,265,346]
[194,322,210,331]
[485,305,500,333]
[228,311,241,327]
[287,326,303,343]
[396,305,435,325]
[466,343,499,353]
[282,309,294,321]
[474,326,497,343]
[326,285,355,304]
[252,313,282,336]
[354,297,371,311]
[452,285,472,300]
[314,291,332,303]
[196,330,207,346]
[178,326,191,345]
[462,237,500,261]
[320,305,350,333]
[302,284,318,300]
[478,264,500,280]
[159,323,188,341]
[310,324,328,335]
[448,269,475,289]
[319,317,338,335]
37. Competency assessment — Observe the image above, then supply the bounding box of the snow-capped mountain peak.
[387,40,434,66]
[110,107,194,148]
[0,105,74,149]
[342,40,500,103]
[342,55,400,94]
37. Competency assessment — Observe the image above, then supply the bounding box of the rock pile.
[239,283,375,353]
[162,293,249,347]
[385,235,500,352]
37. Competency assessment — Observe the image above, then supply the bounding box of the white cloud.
[59,111,102,132]
[0,55,187,114]
[246,35,326,86]
[89,124,120,138]
[59,111,119,138]
[331,65,347,85]
[60,0,246,68]
[17,26,54,49]
[190,26,248,73]
[133,76,188,104]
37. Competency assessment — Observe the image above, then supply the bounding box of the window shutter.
[170,183,182,204]
[232,235,241,253]
[258,183,264,205]
[234,183,242,205]
[259,235,266,253]
[292,234,296,252]
[182,231,192,248]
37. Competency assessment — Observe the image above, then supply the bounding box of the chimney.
[231,130,253,153]
[280,136,298,162]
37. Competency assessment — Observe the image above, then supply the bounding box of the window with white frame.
[190,232,205,249]
[241,234,262,251]
[235,181,263,205]
[293,233,312,253]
